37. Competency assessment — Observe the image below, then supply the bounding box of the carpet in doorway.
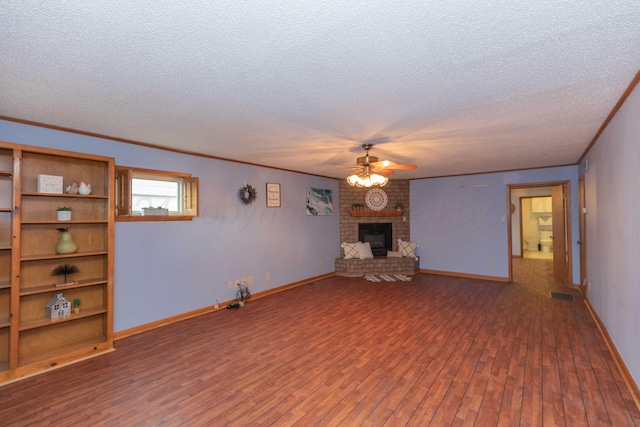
[364,274,413,282]
[550,291,575,301]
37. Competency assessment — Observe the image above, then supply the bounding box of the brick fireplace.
[338,179,410,247]
[336,179,418,276]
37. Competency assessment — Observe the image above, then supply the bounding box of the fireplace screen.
[358,223,392,256]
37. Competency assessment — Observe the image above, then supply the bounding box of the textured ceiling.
[1,1,639,179]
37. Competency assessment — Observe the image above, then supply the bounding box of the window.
[115,166,198,221]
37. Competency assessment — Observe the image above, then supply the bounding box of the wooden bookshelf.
[0,142,114,385]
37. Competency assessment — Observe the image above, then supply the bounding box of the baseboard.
[114,272,335,341]
[584,298,640,412]
[420,269,510,283]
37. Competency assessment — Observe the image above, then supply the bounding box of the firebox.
[358,223,392,257]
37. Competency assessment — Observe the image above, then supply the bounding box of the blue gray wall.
[0,119,340,332]
[410,167,580,281]
[580,82,640,386]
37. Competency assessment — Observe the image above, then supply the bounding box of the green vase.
[55,229,78,254]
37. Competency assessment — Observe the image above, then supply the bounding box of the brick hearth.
[336,179,418,276]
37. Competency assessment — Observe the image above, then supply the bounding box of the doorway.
[519,195,554,260]
[508,181,573,286]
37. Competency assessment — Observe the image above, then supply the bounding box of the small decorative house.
[45,293,71,319]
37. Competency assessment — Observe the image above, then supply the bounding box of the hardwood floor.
[1,258,639,426]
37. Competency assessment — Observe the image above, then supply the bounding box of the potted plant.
[141,206,169,216]
[57,206,72,221]
[72,298,81,314]
[51,263,80,286]
[395,203,404,211]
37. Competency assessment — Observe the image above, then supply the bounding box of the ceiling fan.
[343,144,417,187]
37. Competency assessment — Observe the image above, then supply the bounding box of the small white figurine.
[65,181,79,194]
[78,181,92,195]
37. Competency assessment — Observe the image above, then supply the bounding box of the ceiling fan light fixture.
[346,170,389,187]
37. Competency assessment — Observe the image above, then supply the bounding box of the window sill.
[116,215,194,222]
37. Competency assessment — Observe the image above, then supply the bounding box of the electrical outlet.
[266,273,270,281]
[319,261,323,268]
[490,262,494,269]
[248,276,253,284]
[227,281,233,289]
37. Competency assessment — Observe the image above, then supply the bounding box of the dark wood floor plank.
[0,259,638,426]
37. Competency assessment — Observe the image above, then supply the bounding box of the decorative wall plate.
[365,188,388,211]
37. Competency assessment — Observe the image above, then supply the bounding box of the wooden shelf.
[348,210,404,217]
[21,220,108,225]
[0,142,114,385]
[20,278,108,296]
[19,307,107,331]
[21,192,108,199]
[18,336,109,367]
[21,250,108,262]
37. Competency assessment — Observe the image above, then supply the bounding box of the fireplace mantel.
[348,210,403,217]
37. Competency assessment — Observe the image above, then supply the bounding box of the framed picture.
[306,187,333,216]
[266,183,281,207]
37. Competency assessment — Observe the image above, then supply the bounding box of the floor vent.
[550,292,575,301]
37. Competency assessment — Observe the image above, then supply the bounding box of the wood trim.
[9,150,22,369]
[347,210,403,217]
[114,305,220,340]
[114,166,131,216]
[0,345,114,387]
[579,70,640,165]
[584,298,640,412]
[0,117,337,180]
[420,268,510,283]
[408,162,578,181]
[114,272,335,340]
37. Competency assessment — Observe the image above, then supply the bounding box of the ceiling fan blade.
[324,166,361,172]
[373,168,394,176]
[370,160,417,170]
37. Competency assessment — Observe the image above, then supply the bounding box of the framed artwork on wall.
[306,187,333,216]
[266,183,281,207]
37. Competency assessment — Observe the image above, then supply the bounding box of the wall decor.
[266,183,280,207]
[37,174,63,194]
[306,187,333,216]
[239,183,257,205]
[365,188,388,211]
[45,293,71,319]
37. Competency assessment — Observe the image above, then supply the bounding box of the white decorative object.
[365,188,388,211]
[356,241,374,259]
[78,181,92,195]
[65,182,79,194]
[37,174,63,194]
[45,293,71,319]
[57,210,72,221]
[141,207,169,216]
[397,239,419,260]
[341,242,359,259]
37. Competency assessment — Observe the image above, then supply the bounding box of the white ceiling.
[2,1,639,179]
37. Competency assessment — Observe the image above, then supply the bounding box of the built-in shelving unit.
[0,142,114,385]
[348,210,404,217]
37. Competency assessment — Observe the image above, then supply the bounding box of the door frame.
[578,176,587,296]
[506,180,573,285]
